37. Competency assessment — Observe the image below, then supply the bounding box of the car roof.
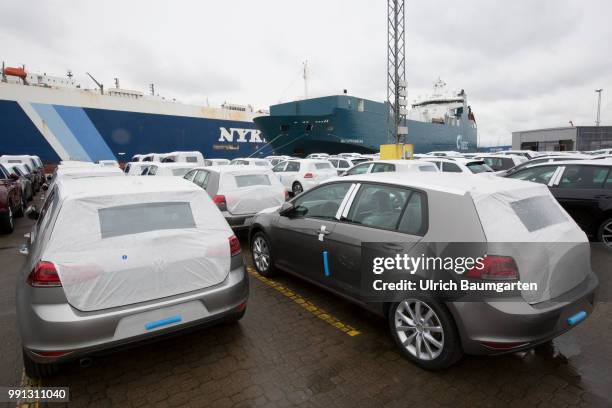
[515,159,612,167]
[192,165,271,174]
[56,176,199,200]
[335,171,535,196]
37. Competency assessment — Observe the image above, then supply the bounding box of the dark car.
[0,164,25,233]
[4,164,33,202]
[506,160,612,248]
[248,173,597,369]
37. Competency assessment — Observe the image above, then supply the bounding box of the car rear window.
[315,163,332,169]
[172,168,192,176]
[235,174,271,187]
[466,162,492,173]
[510,195,567,232]
[419,165,438,172]
[99,202,196,238]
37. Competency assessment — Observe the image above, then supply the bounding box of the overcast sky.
[1,0,610,146]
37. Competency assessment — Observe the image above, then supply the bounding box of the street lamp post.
[595,89,603,126]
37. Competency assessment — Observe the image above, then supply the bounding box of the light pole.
[595,88,603,126]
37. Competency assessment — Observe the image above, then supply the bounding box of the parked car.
[0,163,24,233]
[141,153,165,162]
[123,162,151,176]
[328,157,371,175]
[496,150,541,159]
[146,163,197,177]
[505,160,612,247]
[264,156,293,166]
[499,154,590,177]
[423,151,463,157]
[96,160,119,167]
[229,158,272,168]
[205,158,231,166]
[0,155,43,191]
[3,164,33,202]
[271,159,337,195]
[248,172,598,369]
[474,154,527,172]
[341,160,439,176]
[161,151,205,166]
[130,154,144,162]
[422,158,493,174]
[305,153,330,159]
[16,176,248,378]
[184,166,287,230]
[587,148,612,155]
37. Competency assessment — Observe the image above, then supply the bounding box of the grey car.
[249,172,598,369]
[17,176,248,378]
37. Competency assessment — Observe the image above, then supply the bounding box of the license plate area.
[114,301,209,340]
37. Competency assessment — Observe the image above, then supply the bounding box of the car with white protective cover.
[271,159,337,195]
[161,151,205,166]
[229,158,272,168]
[16,176,248,377]
[184,166,287,230]
[249,172,598,369]
[422,157,494,174]
[475,154,528,172]
[123,162,151,176]
[205,158,231,166]
[341,160,439,176]
[146,162,197,177]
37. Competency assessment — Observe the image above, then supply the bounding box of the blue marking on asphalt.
[145,315,182,330]
[567,310,587,326]
[323,251,330,277]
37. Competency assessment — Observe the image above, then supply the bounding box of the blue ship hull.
[0,99,272,163]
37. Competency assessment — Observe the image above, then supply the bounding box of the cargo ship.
[0,64,271,163]
[253,79,478,156]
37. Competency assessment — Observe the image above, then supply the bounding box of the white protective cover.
[469,179,590,303]
[219,169,286,215]
[46,178,232,311]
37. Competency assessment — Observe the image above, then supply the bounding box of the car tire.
[292,182,303,196]
[251,231,278,277]
[0,206,14,234]
[15,197,25,218]
[597,217,612,250]
[22,350,60,378]
[388,297,463,370]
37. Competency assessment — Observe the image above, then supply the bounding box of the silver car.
[249,172,598,369]
[17,176,248,377]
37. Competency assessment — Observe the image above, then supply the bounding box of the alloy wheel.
[252,236,271,273]
[602,220,612,248]
[293,183,303,195]
[394,299,444,361]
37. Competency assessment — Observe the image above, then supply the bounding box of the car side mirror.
[279,202,295,216]
[26,206,40,220]
[338,170,347,176]
[9,173,19,181]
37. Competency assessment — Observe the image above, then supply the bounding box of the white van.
[162,151,205,166]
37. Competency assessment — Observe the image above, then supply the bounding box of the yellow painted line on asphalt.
[16,369,40,408]
[247,267,361,337]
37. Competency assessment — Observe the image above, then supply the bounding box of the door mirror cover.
[279,202,295,216]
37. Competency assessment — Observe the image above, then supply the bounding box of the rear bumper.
[449,272,598,355]
[17,266,249,364]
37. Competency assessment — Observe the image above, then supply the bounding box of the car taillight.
[213,195,227,211]
[229,235,241,256]
[303,172,314,179]
[284,191,289,200]
[27,261,62,287]
[465,255,519,280]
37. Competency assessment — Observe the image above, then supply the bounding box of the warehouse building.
[512,126,612,152]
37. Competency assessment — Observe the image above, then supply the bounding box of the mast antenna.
[303,60,309,100]
[595,88,603,126]
[387,0,407,144]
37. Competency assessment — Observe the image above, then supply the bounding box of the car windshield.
[314,163,332,169]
